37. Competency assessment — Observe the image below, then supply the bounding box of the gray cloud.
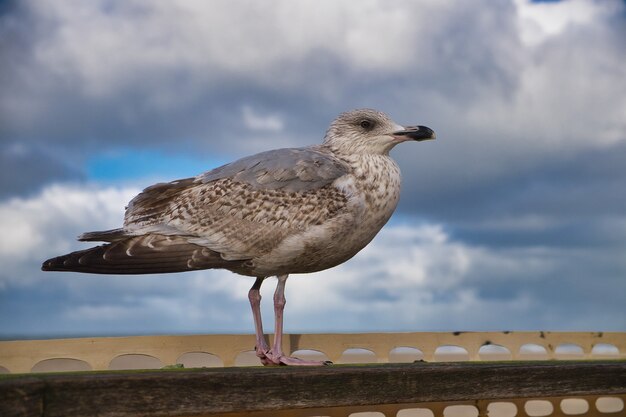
[0,1,525,149]
[397,140,626,251]
[0,143,83,198]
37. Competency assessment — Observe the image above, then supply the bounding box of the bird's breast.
[341,154,402,238]
[250,155,402,276]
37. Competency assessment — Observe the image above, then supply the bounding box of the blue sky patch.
[87,149,228,183]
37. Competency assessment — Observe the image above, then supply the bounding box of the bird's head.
[323,109,435,155]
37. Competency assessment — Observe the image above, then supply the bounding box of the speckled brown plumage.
[43,110,436,277]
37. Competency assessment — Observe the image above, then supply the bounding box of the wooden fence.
[1,332,625,416]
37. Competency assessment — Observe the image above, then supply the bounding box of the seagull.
[42,109,435,366]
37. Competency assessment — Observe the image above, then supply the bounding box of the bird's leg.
[266,274,332,366]
[248,277,271,365]
[269,274,288,359]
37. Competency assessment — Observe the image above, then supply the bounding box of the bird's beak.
[392,125,436,142]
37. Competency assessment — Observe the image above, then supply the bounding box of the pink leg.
[265,274,331,366]
[270,275,287,358]
[248,277,271,365]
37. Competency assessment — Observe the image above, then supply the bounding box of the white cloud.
[514,0,621,46]
[25,0,432,99]
[0,184,137,280]
[242,106,284,132]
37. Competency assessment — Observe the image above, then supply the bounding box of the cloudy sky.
[1,0,625,339]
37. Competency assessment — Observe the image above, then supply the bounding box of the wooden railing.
[1,332,625,416]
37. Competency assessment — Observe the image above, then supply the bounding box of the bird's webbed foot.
[255,346,332,366]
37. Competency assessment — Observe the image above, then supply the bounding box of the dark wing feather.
[124,177,196,228]
[79,228,127,242]
[42,234,249,275]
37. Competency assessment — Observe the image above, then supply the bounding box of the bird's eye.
[360,120,374,130]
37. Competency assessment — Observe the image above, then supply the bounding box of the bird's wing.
[197,147,348,192]
[119,147,350,260]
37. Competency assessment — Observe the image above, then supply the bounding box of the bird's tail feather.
[42,234,246,274]
[78,228,128,242]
